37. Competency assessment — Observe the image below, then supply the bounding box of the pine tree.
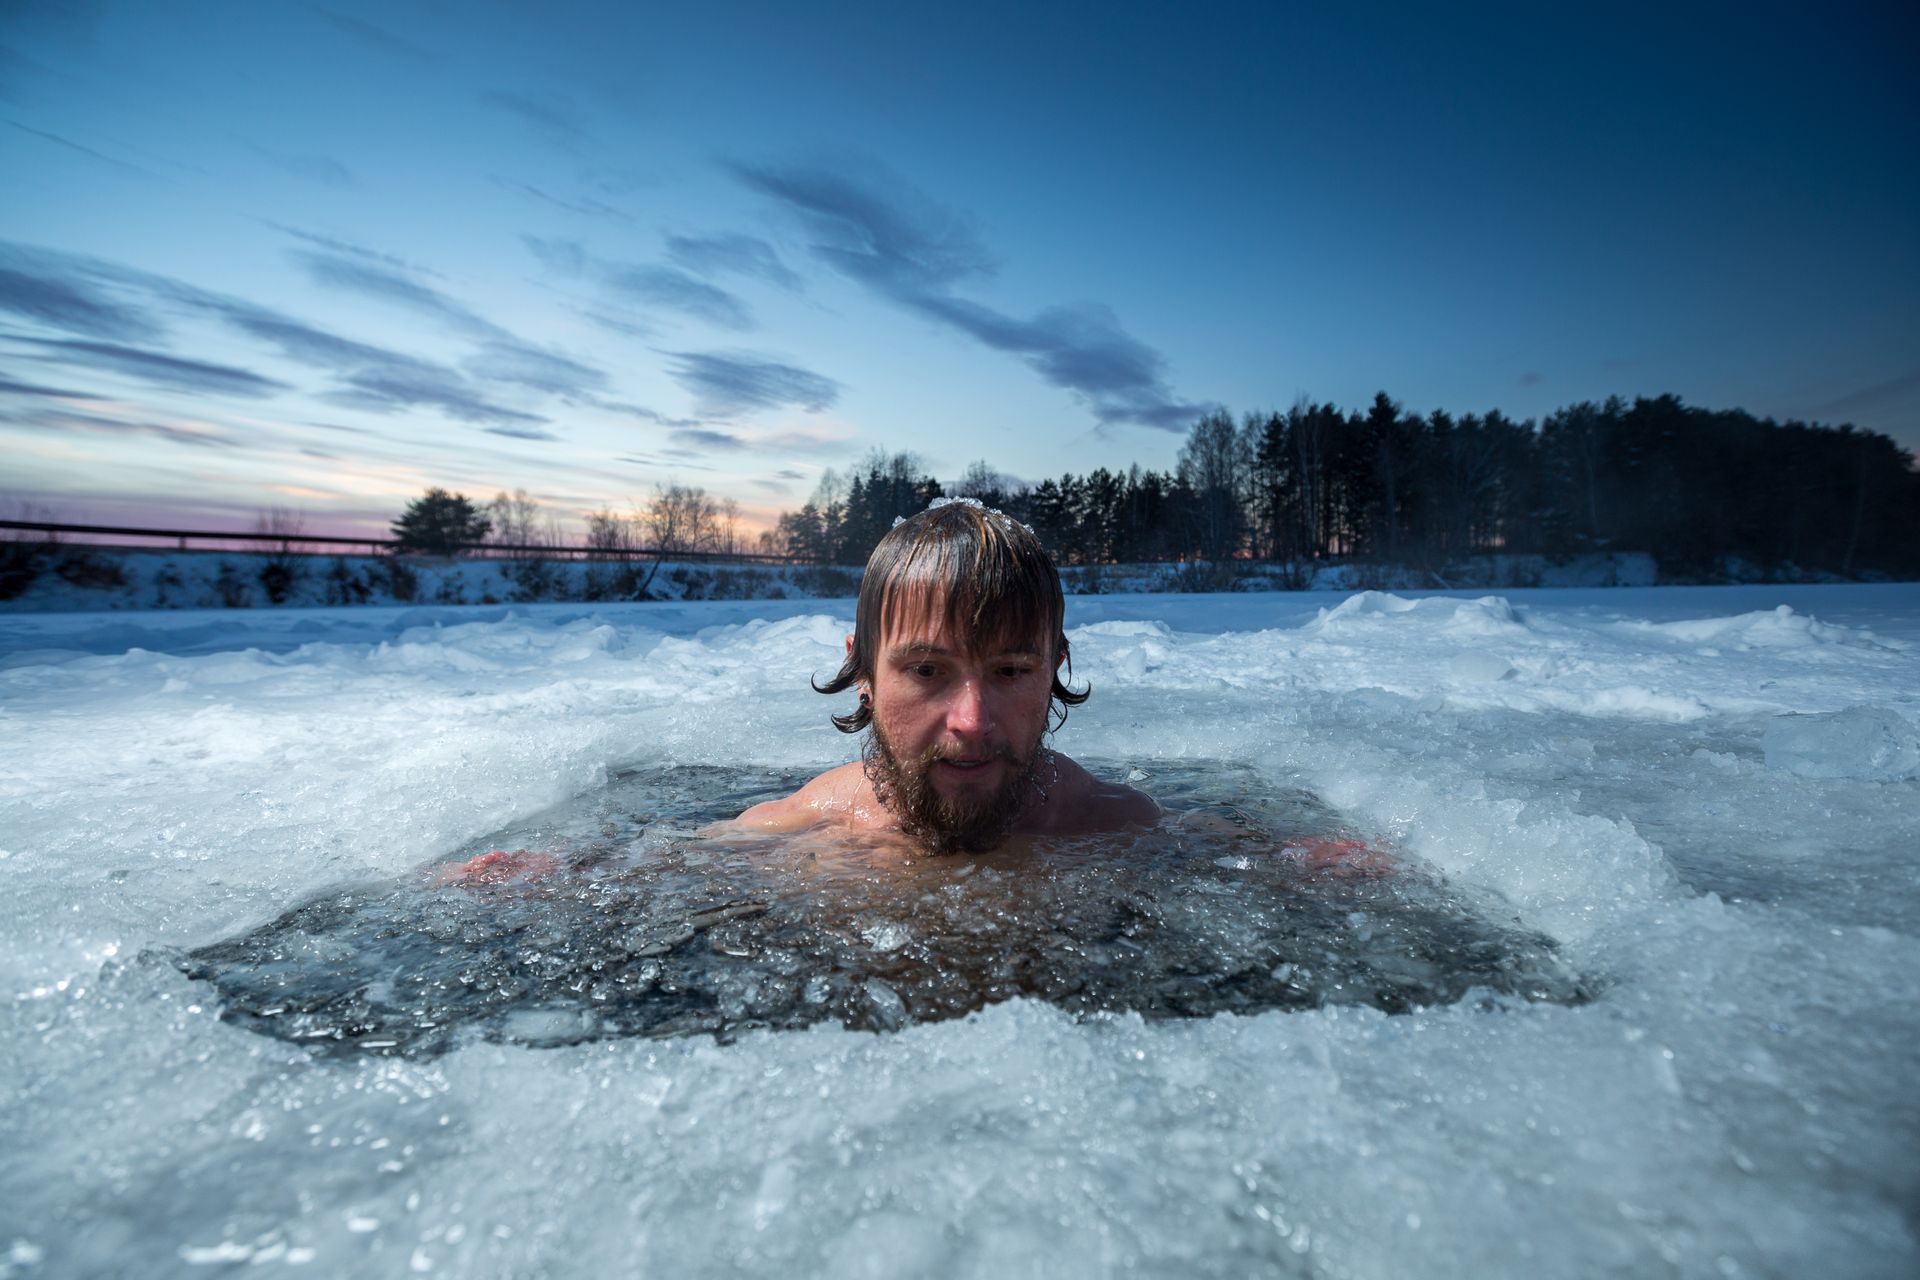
[391,488,492,556]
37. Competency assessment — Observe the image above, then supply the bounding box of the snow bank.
[1762,705,1920,781]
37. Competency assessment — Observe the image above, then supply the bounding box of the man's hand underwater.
[432,848,562,886]
[1286,836,1392,874]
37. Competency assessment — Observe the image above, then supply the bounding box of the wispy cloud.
[1806,371,1920,422]
[668,427,747,450]
[465,341,606,398]
[250,147,355,189]
[292,244,608,400]
[521,235,588,276]
[663,350,840,418]
[578,308,653,339]
[619,451,719,472]
[760,429,851,452]
[735,160,1209,431]
[0,247,161,341]
[310,8,432,63]
[295,250,505,338]
[666,232,801,290]
[666,425,849,455]
[15,336,290,398]
[273,226,420,271]
[0,239,585,430]
[603,264,753,330]
[522,237,758,332]
[493,176,633,224]
[481,423,560,441]
[597,400,697,428]
[9,405,237,448]
[8,121,155,178]
[318,362,548,427]
[175,288,550,427]
[0,372,101,398]
[480,88,593,152]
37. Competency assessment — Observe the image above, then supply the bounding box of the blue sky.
[3,0,1915,538]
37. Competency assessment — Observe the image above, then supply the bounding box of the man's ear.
[1057,635,1070,672]
[845,633,854,660]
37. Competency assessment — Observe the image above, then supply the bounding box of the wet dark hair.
[815,500,1089,733]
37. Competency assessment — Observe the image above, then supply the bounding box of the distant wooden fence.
[0,520,806,565]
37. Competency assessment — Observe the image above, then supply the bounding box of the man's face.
[859,599,1059,853]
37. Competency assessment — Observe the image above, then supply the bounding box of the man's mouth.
[932,748,1013,779]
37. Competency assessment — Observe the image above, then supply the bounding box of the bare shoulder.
[726,762,872,834]
[1040,753,1163,833]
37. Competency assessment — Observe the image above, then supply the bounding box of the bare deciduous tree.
[487,490,547,556]
[254,506,307,603]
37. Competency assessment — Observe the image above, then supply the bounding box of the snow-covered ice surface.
[2,584,1917,1277]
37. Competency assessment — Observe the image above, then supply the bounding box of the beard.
[863,723,1046,855]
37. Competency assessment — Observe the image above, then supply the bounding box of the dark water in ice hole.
[179,761,1589,1056]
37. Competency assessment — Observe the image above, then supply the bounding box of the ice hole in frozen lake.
[181,761,1589,1055]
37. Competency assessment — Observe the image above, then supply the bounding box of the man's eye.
[910,663,940,679]
[1000,665,1036,679]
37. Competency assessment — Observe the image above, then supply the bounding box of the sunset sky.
[3,1,1915,539]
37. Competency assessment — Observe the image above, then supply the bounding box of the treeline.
[761,393,1919,578]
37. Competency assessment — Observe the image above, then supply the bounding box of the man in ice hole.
[730,498,1161,853]
[442,498,1374,878]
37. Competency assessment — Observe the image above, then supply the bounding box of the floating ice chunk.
[859,921,911,952]
[862,977,906,1029]
[1761,706,1920,780]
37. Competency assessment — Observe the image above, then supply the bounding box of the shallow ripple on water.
[174,761,1588,1055]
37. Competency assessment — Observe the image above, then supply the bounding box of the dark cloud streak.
[293,247,609,400]
[310,8,433,63]
[521,235,587,276]
[480,89,592,152]
[669,427,747,450]
[603,265,753,330]
[666,232,801,290]
[8,121,155,178]
[296,250,505,338]
[466,342,607,398]
[171,287,550,427]
[0,251,161,342]
[11,406,238,449]
[251,147,355,189]
[493,176,633,224]
[16,336,290,398]
[1807,371,1920,421]
[0,373,101,399]
[734,161,1208,431]
[663,350,839,418]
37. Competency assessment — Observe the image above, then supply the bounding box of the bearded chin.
[863,726,1042,854]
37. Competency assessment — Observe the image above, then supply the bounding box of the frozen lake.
[2,584,1917,1277]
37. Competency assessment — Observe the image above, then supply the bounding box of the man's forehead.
[877,590,1048,654]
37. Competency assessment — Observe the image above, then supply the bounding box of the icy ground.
[2,584,1917,1277]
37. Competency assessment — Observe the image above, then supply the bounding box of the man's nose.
[945,678,992,736]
